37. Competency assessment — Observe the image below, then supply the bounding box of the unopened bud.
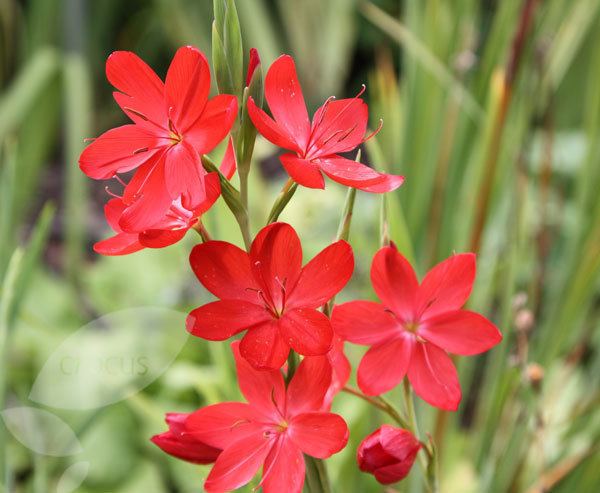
[525,362,544,391]
[515,309,534,333]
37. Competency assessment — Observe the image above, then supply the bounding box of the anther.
[362,119,384,143]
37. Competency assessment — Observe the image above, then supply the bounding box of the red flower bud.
[357,425,421,484]
[246,48,260,87]
[151,413,220,464]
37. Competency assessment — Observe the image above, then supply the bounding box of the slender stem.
[239,169,249,215]
[266,178,297,224]
[285,351,299,385]
[342,386,410,429]
[192,221,212,242]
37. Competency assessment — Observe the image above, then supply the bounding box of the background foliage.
[0,0,599,491]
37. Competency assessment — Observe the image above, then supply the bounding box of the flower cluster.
[81,40,501,493]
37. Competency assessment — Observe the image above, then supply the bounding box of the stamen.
[336,124,358,143]
[133,147,149,155]
[114,174,127,187]
[124,107,149,121]
[83,137,95,143]
[104,186,121,199]
[362,119,384,143]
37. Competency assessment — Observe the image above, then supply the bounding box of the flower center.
[404,321,419,334]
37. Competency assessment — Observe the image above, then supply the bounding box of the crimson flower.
[94,140,235,255]
[79,46,237,231]
[247,55,403,192]
[357,425,421,484]
[151,413,220,464]
[183,342,348,493]
[332,244,502,410]
[187,222,354,370]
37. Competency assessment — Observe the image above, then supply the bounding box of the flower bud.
[151,413,220,464]
[357,425,421,484]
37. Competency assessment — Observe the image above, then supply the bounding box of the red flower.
[246,48,260,86]
[332,244,502,410]
[79,46,237,231]
[151,413,220,464]
[247,55,403,192]
[184,342,348,493]
[187,222,354,370]
[357,425,421,484]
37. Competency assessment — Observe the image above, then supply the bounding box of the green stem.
[266,178,298,224]
[342,386,410,429]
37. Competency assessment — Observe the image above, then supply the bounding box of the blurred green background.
[1,0,599,492]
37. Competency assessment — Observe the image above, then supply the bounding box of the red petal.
[195,171,222,213]
[280,154,325,189]
[103,198,127,232]
[93,233,143,256]
[164,142,206,208]
[261,438,305,493]
[407,342,461,411]
[288,240,354,309]
[250,223,303,310]
[279,308,332,356]
[286,355,332,416]
[416,253,476,320]
[186,402,262,449]
[150,431,220,464]
[239,320,290,370]
[323,338,351,409]
[185,94,238,154]
[118,156,173,231]
[246,48,261,87]
[357,173,405,193]
[165,46,210,133]
[318,155,387,188]
[106,51,167,129]
[419,310,502,355]
[79,125,161,180]
[309,98,368,158]
[139,228,187,248]
[371,245,419,321]
[331,301,399,345]
[357,336,414,396]
[232,341,287,418]
[288,412,348,458]
[189,240,259,302]
[247,98,301,152]
[264,55,311,151]
[220,136,237,180]
[186,300,270,341]
[204,434,273,493]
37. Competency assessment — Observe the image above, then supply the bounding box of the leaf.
[56,461,90,493]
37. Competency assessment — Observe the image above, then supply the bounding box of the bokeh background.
[1,0,599,492]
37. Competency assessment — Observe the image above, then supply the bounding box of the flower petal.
[357,336,414,396]
[231,341,287,417]
[138,228,187,249]
[250,223,303,310]
[247,98,301,152]
[93,233,143,256]
[309,98,368,157]
[416,253,476,320]
[287,240,354,309]
[185,94,238,154]
[118,156,173,232]
[407,342,461,411]
[106,51,167,129]
[204,434,273,493]
[239,320,290,371]
[164,141,206,208]
[279,308,332,356]
[288,412,348,458]
[186,402,262,450]
[220,136,237,180]
[189,240,259,302]
[419,310,502,356]
[357,173,405,193]
[371,245,419,321]
[165,46,210,133]
[261,438,305,493]
[286,355,332,416]
[280,154,325,189]
[317,156,389,189]
[331,301,399,345]
[186,300,270,341]
[264,55,311,150]
[79,125,161,180]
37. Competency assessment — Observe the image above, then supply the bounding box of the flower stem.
[342,386,410,429]
[192,221,212,242]
[266,178,298,224]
